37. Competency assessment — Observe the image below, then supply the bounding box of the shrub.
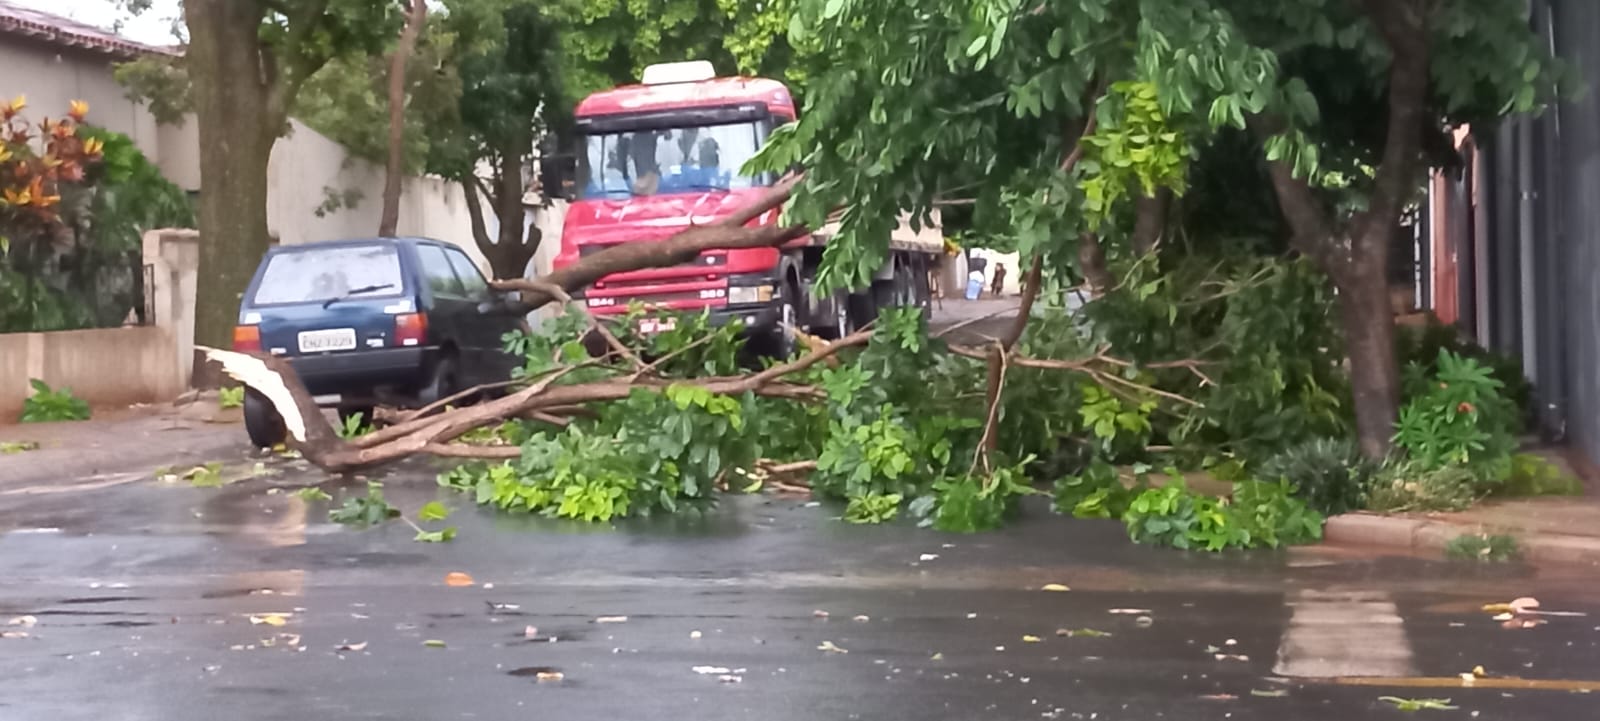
[1498,453,1584,497]
[1394,350,1518,484]
[20,379,89,422]
[1257,438,1379,516]
[1365,461,1478,513]
[1396,319,1532,423]
[1444,533,1520,563]
[1121,478,1323,551]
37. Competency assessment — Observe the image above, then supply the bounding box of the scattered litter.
[817,641,848,654]
[6,616,37,627]
[813,610,830,619]
[595,616,629,624]
[536,671,564,682]
[1214,653,1250,662]
[444,572,475,587]
[718,675,742,683]
[966,612,978,619]
[931,653,944,661]
[1225,639,1237,646]
[1041,584,1070,592]
[486,602,521,612]
[1108,608,1152,615]
[336,641,368,652]
[483,583,495,590]
[853,615,871,623]
[524,626,539,639]
[691,630,703,639]
[1380,697,1458,711]
[803,501,821,508]
[994,645,1006,652]
[1200,694,1237,701]
[423,640,447,648]
[1135,616,1155,628]
[1492,612,1514,622]
[0,631,29,639]
[1250,689,1289,698]
[248,614,289,627]
[1022,635,1042,643]
[693,666,744,675]
[1057,628,1112,638]
[920,554,940,561]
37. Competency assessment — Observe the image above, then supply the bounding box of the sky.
[9,0,183,46]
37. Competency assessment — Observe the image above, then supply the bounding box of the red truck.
[552,61,943,354]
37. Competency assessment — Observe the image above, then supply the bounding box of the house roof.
[0,0,175,58]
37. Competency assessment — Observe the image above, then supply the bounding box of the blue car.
[232,237,525,448]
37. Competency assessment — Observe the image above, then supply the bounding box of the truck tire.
[243,388,287,449]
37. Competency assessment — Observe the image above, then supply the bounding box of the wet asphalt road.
[2,457,1599,721]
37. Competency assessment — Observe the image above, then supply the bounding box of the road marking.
[1274,589,1416,678]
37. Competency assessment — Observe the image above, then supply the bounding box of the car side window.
[445,248,490,297]
[416,245,465,298]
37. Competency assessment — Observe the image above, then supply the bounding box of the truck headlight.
[729,285,772,305]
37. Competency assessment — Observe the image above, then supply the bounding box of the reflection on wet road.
[2,465,1598,720]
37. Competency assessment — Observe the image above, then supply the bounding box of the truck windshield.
[580,120,766,199]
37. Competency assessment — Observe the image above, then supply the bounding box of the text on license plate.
[638,317,677,335]
[298,328,357,353]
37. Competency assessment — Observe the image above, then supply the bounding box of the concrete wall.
[0,326,180,419]
[268,120,498,273]
[0,37,200,192]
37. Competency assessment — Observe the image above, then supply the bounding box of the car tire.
[418,354,460,408]
[243,388,287,449]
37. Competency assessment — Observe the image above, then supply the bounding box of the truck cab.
[554,61,940,352]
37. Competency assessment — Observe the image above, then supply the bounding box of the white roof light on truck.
[641,60,717,85]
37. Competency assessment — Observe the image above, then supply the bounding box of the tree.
[753,0,1557,460]
[379,0,429,237]
[168,1,401,351]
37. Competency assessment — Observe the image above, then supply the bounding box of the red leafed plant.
[0,96,102,238]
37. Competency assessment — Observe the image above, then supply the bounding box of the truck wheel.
[770,280,801,358]
[243,388,287,449]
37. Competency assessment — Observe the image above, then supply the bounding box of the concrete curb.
[1324,512,1600,567]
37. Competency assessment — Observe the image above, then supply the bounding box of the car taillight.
[233,325,261,352]
[395,313,427,347]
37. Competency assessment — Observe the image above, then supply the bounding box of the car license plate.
[297,328,357,353]
[638,317,677,335]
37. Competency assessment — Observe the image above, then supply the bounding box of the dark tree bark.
[1131,188,1171,256]
[460,133,540,280]
[184,0,281,354]
[378,0,427,237]
[1255,0,1429,459]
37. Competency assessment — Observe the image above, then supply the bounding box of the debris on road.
[1380,697,1458,711]
[852,615,870,623]
[6,615,37,627]
[817,641,848,654]
[1041,584,1070,592]
[336,641,368,652]
[444,572,475,587]
[595,616,629,624]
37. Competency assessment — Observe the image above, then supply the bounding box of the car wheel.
[418,354,460,407]
[243,388,287,449]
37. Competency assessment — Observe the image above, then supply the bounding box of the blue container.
[965,278,983,300]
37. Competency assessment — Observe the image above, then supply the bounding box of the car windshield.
[580,120,766,199]
[252,244,405,305]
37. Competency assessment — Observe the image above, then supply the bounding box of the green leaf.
[822,0,845,20]
[966,35,987,58]
[294,487,333,502]
[414,526,458,543]
[418,501,451,522]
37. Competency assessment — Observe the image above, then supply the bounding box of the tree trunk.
[1131,188,1170,256]
[1337,250,1402,459]
[378,0,427,237]
[184,0,277,355]
[1077,232,1114,297]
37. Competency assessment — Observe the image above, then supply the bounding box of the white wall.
[0,38,200,191]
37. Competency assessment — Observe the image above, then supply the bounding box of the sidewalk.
[0,397,248,491]
[1325,459,1600,567]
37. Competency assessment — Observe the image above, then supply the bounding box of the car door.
[443,246,520,383]
[413,243,473,368]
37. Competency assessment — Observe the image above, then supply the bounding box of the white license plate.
[297,328,357,353]
[638,317,678,335]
